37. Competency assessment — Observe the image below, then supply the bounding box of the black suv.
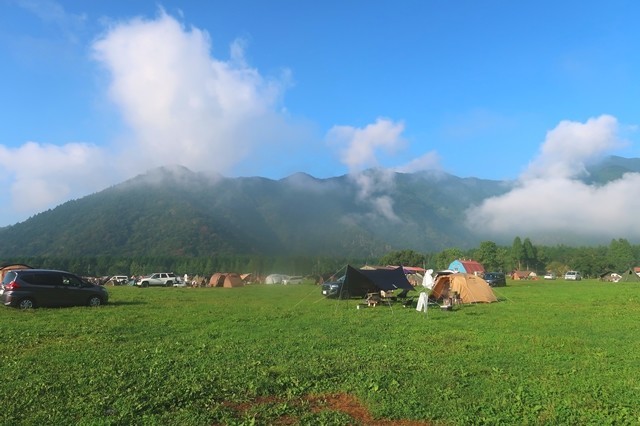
[321,276,347,298]
[483,272,506,287]
[1,269,109,309]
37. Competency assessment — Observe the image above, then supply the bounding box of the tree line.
[379,237,640,278]
[3,237,639,279]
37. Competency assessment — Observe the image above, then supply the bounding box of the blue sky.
[1,0,640,243]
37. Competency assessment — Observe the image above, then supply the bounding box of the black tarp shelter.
[343,265,414,298]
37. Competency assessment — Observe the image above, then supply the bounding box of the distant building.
[448,259,485,275]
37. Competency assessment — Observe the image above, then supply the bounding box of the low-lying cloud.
[466,115,640,244]
[326,118,403,221]
[326,118,442,221]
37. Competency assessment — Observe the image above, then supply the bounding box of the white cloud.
[15,0,87,42]
[327,118,406,172]
[466,115,640,243]
[326,117,444,221]
[0,10,309,225]
[92,10,298,174]
[523,114,624,180]
[0,141,110,213]
[395,151,442,173]
[326,118,407,221]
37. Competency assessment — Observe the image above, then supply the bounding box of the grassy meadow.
[2,278,640,425]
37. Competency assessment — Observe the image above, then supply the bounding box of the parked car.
[544,272,556,280]
[283,276,304,285]
[110,275,129,285]
[1,269,109,309]
[483,272,506,287]
[564,271,582,281]
[321,276,347,298]
[136,273,180,287]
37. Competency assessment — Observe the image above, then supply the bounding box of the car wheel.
[18,298,35,309]
[166,281,172,287]
[88,296,102,307]
[141,282,149,288]
[340,290,350,300]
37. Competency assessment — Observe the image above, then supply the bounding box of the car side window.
[21,273,60,286]
[61,274,83,287]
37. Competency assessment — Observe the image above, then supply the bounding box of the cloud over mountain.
[466,115,640,243]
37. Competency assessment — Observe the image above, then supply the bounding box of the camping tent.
[599,271,621,282]
[617,269,640,283]
[265,274,288,284]
[448,259,484,275]
[0,263,32,282]
[430,273,497,304]
[342,265,414,298]
[209,273,245,288]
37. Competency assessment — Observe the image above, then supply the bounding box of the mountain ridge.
[0,156,637,258]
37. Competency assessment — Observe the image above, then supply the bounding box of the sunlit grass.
[1,279,640,424]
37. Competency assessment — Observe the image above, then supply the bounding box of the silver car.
[136,273,180,287]
[564,271,582,281]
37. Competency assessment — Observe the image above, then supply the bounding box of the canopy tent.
[430,273,497,304]
[343,265,414,298]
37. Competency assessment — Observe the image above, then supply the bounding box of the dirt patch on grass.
[309,393,432,425]
[221,392,432,425]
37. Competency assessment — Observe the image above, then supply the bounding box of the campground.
[2,278,640,424]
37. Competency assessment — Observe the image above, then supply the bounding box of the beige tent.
[431,273,497,304]
[0,263,32,282]
[209,273,245,288]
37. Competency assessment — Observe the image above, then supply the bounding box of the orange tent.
[209,272,245,288]
[431,273,497,304]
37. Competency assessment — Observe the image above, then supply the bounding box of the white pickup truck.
[136,273,180,287]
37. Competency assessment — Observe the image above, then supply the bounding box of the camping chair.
[451,291,461,306]
[366,292,381,307]
[380,290,395,306]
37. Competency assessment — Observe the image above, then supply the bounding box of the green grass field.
[2,279,640,425]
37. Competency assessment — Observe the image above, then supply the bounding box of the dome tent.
[430,273,497,304]
[209,272,244,288]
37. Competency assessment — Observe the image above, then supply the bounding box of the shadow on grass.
[106,300,147,306]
